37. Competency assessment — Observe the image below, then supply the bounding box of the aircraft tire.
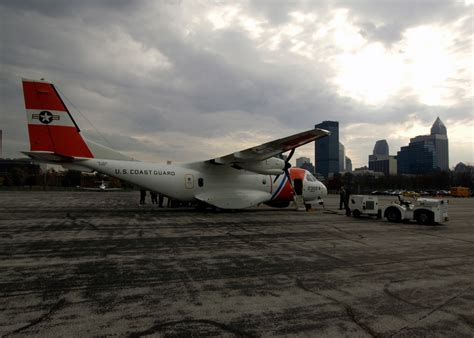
[416,210,433,225]
[385,207,401,223]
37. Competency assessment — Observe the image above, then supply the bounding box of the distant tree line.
[326,170,472,194]
[0,160,133,189]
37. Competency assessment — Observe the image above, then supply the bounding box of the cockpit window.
[305,173,317,182]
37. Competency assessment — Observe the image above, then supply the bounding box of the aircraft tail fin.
[22,79,133,162]
[23,78,94,158]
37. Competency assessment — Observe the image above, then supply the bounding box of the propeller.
[273,148,295,183]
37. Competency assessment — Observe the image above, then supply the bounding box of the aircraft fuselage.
[81,158,327,207]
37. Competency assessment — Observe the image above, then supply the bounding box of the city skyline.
[0,1,472,168]
[397,116,449,174]
[321,116,452,175]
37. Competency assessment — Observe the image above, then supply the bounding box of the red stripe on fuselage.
[23,81,67,111]
[272,168,307,201]
[28,125,93,158]
[272,179,294,201]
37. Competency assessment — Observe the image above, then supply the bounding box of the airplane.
[76,179,122,192]
[21,78,329,210]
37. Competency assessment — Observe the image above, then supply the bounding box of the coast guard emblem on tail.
[31,111,60,124]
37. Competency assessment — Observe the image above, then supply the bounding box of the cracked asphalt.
[0,191,473,337]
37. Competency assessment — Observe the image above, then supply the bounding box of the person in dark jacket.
[339,186,346,210]
[150,191,158,204]
[345,187,352,216]
[140,189,146,205]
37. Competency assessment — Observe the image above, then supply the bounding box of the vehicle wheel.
[386,208,401,222]
[353,209,361,218]
[416,210,432,225]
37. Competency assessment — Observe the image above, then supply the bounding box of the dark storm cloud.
[0,0,140,17]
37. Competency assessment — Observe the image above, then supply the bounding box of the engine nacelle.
[238,157,285,175]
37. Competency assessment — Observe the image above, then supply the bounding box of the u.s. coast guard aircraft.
[22,79,329,209]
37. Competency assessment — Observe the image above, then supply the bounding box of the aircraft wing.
[78,187,102,191]
[77,187,122,191]
[209,128,330,164]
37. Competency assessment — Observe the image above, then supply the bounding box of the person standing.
[339,186,346,210]
[345,187,352,216]
[150,191,158,204]
[140,189,147,205]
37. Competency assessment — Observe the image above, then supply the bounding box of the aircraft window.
[306,174,316,182]
[262,178,267,185]
[198,178,204,187]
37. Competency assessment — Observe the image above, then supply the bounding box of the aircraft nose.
[321,184,328,196]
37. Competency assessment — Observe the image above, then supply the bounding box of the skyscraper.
[397,138,437,174]
[430,117,449,170]
[339,142,345,172]
[315,121,339,177]
[368,139,397,175]
[397,117,449,174]
[369,139,389,162]
[345,156,352,172]
[296,156,310,167]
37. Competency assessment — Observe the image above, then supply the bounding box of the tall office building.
[296,156,310,168]
[430,117,449,170]
[339,142,345,172]
[369,155,398,175]
[368,139,397,175]
[397,139,436,174]
[296,157,315,173]
[397,117,449,174]
[345,156,352,172]
[315,121,339,177]
[369,139,389,162]
[301,162,315,174]
[374,139,389,155]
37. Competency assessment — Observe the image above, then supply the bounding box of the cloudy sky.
[1,0,472,168]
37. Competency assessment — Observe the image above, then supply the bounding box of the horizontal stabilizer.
[22,151,91,171]
[22,151,75,162]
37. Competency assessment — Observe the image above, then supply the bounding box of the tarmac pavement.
[0,191,473,337]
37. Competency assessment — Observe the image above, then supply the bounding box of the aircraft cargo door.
[185,174,194,189]
[294,179,303,196]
